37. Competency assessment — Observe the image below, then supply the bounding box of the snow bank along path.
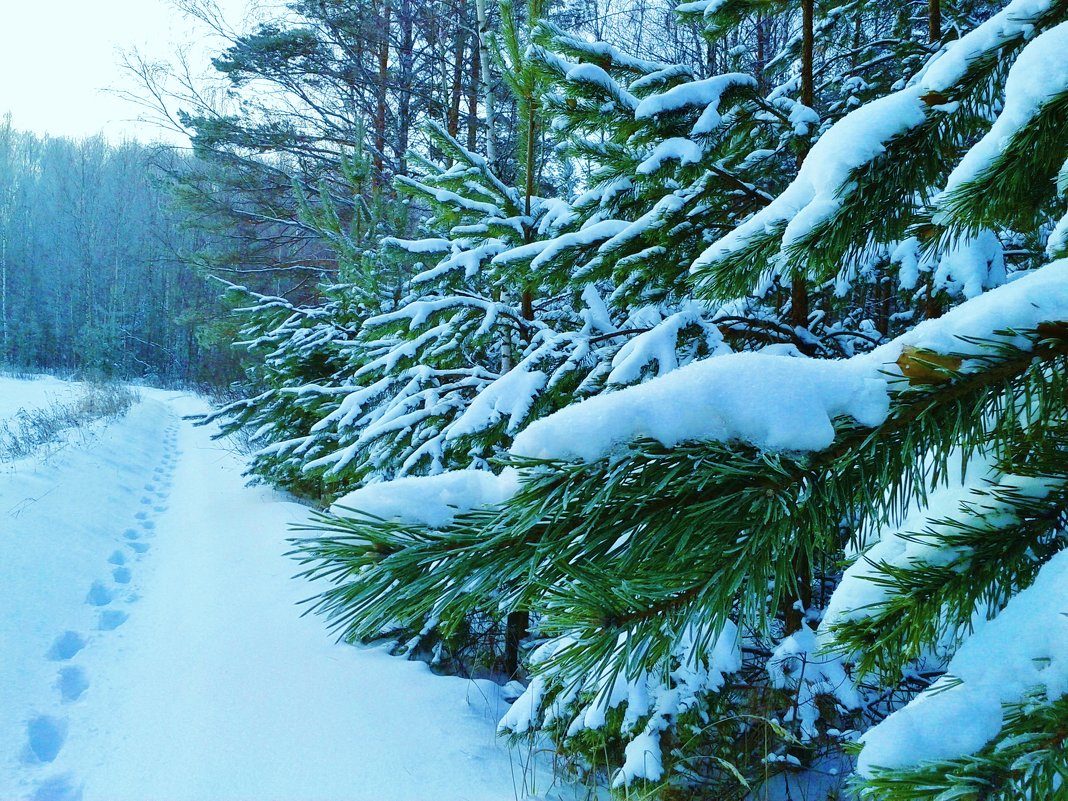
[0,381,539,801]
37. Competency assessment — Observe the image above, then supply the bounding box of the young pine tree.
[293,1,1068,798]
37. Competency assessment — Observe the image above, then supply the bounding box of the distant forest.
[0,118,239,383]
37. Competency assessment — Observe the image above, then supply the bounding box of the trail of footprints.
[24,420,182,801]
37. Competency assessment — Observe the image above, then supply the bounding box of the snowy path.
[0,383,546,801]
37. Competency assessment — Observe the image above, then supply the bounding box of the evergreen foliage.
[278,1,1068,798]
[185,0,1068,797]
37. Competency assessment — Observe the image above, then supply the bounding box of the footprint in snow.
[32,774,82,801]
[123,528,140,541]
[126,542,149,554]
[144,483,156,492]
[84,582,112,607]
[140,496,152,505]
[153,505,167,513]
[107,550,125,566]
[139,520,155,531]
[134,511,148,521]
[46,632,85,661]
[97,610,128,631]
[57,667,89,703]
[23,715,66,764]
[112,566,132,584]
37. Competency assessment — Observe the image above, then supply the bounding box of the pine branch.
[855,691,1068,801]
[291,327,1068,689]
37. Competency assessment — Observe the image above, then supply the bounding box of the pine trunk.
[503,610,529,678]
[467,36,480,150]
[374,0,392,187]
[448,28,466,139]
[929,0,942,43]
[474,0,497,164]
[784,0,817,632]
[790,0,815,333]
[397,0,413,177]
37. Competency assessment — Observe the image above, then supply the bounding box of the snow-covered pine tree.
[293,0,1068,797]
[284,0,560,478]
[266,10,745,490]
[203,146,408,498]
[680,0,1014,341]
[225,0,946,497]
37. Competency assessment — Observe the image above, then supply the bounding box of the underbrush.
[0,382,139,461]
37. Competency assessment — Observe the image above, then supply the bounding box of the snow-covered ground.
[0,374,79,423]
[0,377,554,801]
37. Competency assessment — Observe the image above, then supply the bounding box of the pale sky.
[0,0,254,144]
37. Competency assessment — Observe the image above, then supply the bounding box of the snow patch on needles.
[917,0,1054,91]
[331,469,519,529]
[512,352,889,459]
[896,230,1006,300]
[447,364,549,438]
[692,86,928,270]
[767,624,861,742]
[512,261,1068,463]
[693,0,1058,273]
[633,73,755,136]
[939,20,1068,201]
[855,547,1068,776]
[498,622,742,788]
[636,138,704,175]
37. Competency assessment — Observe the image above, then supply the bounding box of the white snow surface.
[855,547,1068,776]
[512,260,1068,462]
[331,468,520,529]
[0,374,79,422]
[0,381,547,801]
[692,86,928,269]
[939,20,1068,200]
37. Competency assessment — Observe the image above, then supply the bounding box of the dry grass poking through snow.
[0,382,139,461]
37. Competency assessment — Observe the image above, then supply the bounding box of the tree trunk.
[929,0,941,43]
[783,0,817,631]
[524,102,536,219]
[1,234,7,362]
[448,27,467,139]
[503,610,529,678]
[784,547,813,634]
[754,12,766,93]
[397,0,414,177]
[474,0,497,164]
[790,0,815,333]
[374,0,392,188]
[801,0,814,110]
[924,0,944,322]
[467,37,480,150]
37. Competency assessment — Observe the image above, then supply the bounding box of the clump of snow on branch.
[512,261,1068,463]
[853,547,1068,776]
